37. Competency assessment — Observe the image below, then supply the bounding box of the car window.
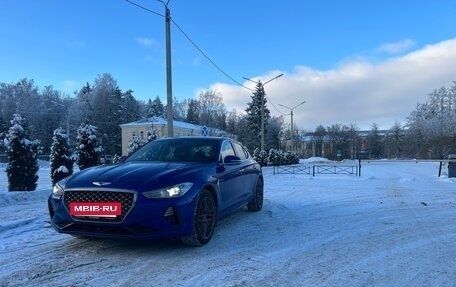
[171,143,216,162]
[220,140,236,162]
[232,142,247,160]
[192,145,216,162]
[127,141,163,161]
[126,139,218,163]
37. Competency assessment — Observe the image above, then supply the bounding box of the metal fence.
[312,165,359,176]
[272,159,456,178]
[273,163,360,177]
[273,165,312,175]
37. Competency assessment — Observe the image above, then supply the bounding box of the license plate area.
[70,202,122,218]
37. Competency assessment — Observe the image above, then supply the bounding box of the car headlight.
[52,178,68,199]
[143,182,193,198]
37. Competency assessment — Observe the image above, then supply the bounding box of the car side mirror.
[224,155,241,165]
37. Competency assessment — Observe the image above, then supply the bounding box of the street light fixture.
[157,0,173,137]
[243,74,284,151]
[278,100,306,142]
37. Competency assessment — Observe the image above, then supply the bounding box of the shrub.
[75,123,102,170]
[253,148,268,167]
[4,114,40,191]
[50,128,74,185]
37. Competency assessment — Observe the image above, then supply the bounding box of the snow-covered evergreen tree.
[263,148,298,166]
[50,128,74,185]
[121,89,142,124]
[146,96,165,118]
[75,123,102,170]
[282,151,299,165]
[112,154,122,164]
[0,117,5,154]
[147,129,158,142]
[245,82,270,152]
[127,135,142,155]
[268,149,283,166]
[253,148,268,167]
[4,114,40,191]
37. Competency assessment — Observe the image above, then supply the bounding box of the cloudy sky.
[1,0,456,130]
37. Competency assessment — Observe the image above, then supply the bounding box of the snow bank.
[0,162,52,204]
[0,188,51,207]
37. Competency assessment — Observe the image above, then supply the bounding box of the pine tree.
[4,114,40,191]
[253,147,268,167]
[245,82,270,152]
[50,128,74,185]
[186,99,200,124]
[127,135,142,155]
[145,96,165,118]
[267,148,282,166]
[121,89,141,124]
[0,116,6,154]
[283,151,299,165]
[75,123,102,170]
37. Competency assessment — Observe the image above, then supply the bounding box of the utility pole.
[158,0,173,137]
[243,74,283,151]
[278,100,306,141]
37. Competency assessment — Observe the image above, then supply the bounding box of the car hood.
[65,161,207,191]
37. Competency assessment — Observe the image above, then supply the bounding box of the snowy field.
[1,160,456,287]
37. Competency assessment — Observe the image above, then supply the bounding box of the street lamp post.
[157,0,173,137]
[243,74,283,151]
[278,100,306,142]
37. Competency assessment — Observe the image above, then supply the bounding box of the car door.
[231,141,257,201]
[216,140,245,215]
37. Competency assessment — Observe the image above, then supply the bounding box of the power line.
[125,0,288,118]
[124,0,164,17]
[171,20,253,91]
[124,0,252,92]
[266,96,286,116]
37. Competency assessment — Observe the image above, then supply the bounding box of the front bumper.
[48,191,198,240]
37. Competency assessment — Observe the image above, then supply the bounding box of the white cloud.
[135,37,158,48]
[377,38,416,54]
[204,38,456,131]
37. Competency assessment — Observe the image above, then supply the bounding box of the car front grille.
[63,189,135,223]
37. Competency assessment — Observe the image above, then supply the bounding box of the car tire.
[181,190,217,246]
[247,178,263,212]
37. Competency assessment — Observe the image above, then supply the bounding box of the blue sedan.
[48,137,263,246]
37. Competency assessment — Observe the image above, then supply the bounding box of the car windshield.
[125,138,219,163]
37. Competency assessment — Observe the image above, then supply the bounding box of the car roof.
[155,136,246,148]
[157,136,231,142]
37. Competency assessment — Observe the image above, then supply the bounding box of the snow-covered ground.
[1,160,456,286]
